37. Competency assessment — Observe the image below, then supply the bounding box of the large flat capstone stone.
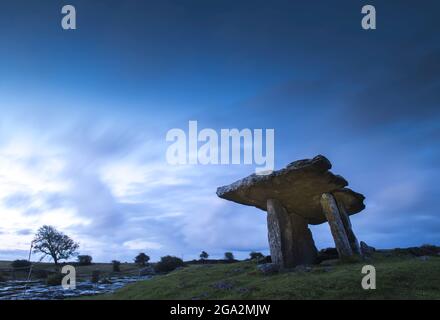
[216,155,365,225]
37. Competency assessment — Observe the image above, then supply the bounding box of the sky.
[0,0,439,262]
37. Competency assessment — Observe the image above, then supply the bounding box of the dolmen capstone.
[216,155,365,268]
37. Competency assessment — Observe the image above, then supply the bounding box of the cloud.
[3,192,32,209]
[15,229,33,236]
[0,249,29,261]
[123,240,163,251]
[1,109,438,262]
[345,50,440,130]
[0,116,266,262]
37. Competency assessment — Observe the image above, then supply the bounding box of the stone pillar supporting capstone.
[267,199,317,268]
[320,193,353,259]
[337,201,361,255]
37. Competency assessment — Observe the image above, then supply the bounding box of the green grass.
[85,254,440,300]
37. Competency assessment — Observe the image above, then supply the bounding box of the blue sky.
[0,1,439,262]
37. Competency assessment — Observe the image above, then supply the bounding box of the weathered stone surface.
[360,241,376,256]
[320,193,353,258]
[139,266,155,276]
[338,202,361,255]
[316,248,339,263]
[257,263,280,275]
[267,199,317,268]
[256,256,272,264]
[217,155,365,225]
[212,280,234,290]
[293,265,313,273]
[417,256,430,261]
[319,259,340,266]
[266,199,284,266]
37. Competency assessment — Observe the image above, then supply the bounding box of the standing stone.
[320,193,353,259]
[267,199,317,268]
[337,201,361,255]
[266,199,284,266]
[360,241,376,256]
[289,211,318,265]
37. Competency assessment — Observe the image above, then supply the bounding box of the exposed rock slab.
[217,155,365,225]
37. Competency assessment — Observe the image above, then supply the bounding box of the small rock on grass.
[257,263,280,275]
[360,241,376,256]
[212,280,234,290]
[294,265,313,272]
[319,259,339,266]
[417,256,431,261]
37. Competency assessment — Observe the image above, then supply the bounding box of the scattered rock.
[191,292,209,300]
[77,283,94,290]
[294,265,312,272]
[360,241,376,256]
[323,266,333,272]
[408,245,440,257]
[99,278,112,285]
[46,274,63,286]
[319,259,339,266]
[32,270,52,279]
[417,256,431,261]
[0,275,150,300]
[236,287,251,294]
[257,263,280,275]
[139,266,155,276]
[316,248,339,263]
[256,256,272,264]
[91,270,100,283]
[173,266,185,272]
[212,280,234,290]
[378,249,393,257]
[388,245,440,257]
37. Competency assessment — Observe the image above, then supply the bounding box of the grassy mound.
[86,253,440,300]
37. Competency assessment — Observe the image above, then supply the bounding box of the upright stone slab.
[320,193,353,259]
[267,199,317,268]
[337,201,361,255]
[289,211,318,266]
[266,199,286,266]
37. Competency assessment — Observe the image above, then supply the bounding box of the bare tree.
[32,225,79,265]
